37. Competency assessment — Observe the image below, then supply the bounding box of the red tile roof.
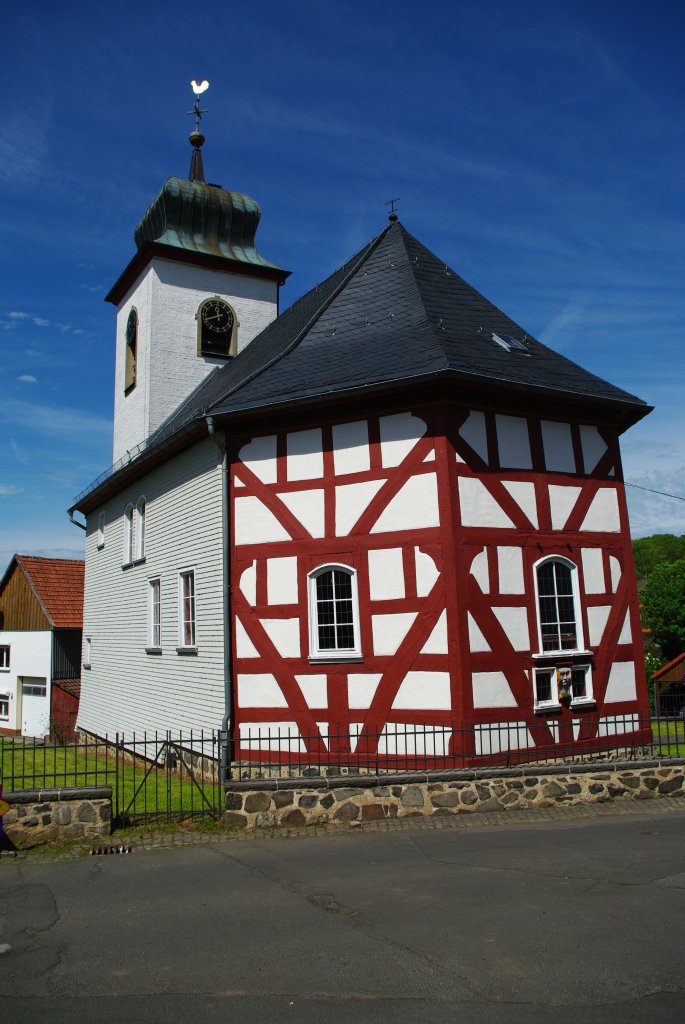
[15,555,84,629]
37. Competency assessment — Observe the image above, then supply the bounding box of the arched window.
[534,557,583,654]
[125,307,137,393]
[135,497,146,560]
[123,503,135,564]
[196,297,237,358]
[308,565,361,659]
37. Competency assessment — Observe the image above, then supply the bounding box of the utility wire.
[625,481,685,503]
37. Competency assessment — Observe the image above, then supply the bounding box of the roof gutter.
[207,415,232,786]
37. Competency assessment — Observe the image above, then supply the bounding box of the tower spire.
[187,80,209,183]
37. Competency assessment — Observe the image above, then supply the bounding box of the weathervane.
[385,197,400,223]
[187,80,209,183]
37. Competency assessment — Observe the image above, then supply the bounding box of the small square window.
[0,693,9,718]
[0,645,9,670]
[533,669,559,710]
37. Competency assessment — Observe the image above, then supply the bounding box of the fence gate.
[113,731,223,826]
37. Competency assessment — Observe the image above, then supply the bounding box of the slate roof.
[154,220,649,438]
[8,556,85,629]
[72,220,650,513]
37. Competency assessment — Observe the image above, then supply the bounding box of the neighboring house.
[0,556,84,738]
[652,654,685,718]
[69,124,652,764]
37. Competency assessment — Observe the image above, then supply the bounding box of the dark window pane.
[536,672,552,702]
[333,571,352,598]
[572,669,587,697]
[317,574,334,600]
[554,563,573,594]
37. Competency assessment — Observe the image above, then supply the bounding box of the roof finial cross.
[385,197,400,223]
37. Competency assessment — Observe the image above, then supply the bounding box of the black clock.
[201,299,234,334]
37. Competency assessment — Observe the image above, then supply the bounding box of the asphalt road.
[1,807,685,1023]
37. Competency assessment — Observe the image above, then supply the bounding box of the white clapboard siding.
[78,436,226,739]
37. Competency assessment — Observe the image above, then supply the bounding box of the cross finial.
[385,197,400,222]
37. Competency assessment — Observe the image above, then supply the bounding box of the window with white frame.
[135,497,146,560]
[178,570,196,649]
[97,511,106,549]
[123,503,135,564]
[0,645,9,670]
[534,664,593,709]
[308,565,361,659]
[0,693,9,719]
[534,557,584,654]
[148,577,161,649]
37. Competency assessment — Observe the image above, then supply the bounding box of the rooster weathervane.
[188,79,210,131]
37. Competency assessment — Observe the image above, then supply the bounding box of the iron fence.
[0,730,222,825]
[229,714,685,780]
[1,716,683,813]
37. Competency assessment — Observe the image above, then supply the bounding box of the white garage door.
[21,678,49,737]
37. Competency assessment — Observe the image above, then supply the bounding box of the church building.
[70,104,652,767]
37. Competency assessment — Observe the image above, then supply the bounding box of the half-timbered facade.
[71,142,652,765]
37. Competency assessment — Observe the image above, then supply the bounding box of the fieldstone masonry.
[1,787,111,849]
[224,759,685,830]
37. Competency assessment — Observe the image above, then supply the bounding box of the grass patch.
[649,719,685,757]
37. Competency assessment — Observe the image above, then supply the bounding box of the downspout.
[207,416,232,786]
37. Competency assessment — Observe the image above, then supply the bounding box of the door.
[21,677,49,737]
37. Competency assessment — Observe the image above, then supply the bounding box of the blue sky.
[1,0,683,570]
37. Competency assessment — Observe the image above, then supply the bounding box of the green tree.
[632,533,685,580]
[640,560,685,661]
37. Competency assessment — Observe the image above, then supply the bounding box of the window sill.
[309,654,363,665]
[122,557,146,570]
[145,647,163,655]
[532,650,592,660]
[83,663,91,671]
[534,703,561,714]
[571,697,596,709]
[97,543,105,551]
[0,668,10,673]
[176,646,198,656]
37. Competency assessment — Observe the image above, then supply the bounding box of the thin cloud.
[16,374,38,384]
[0,399,112,441]
[0,484,23,497]
[8,311,31,319]
[32,317,50,327]
[10,439,29,465]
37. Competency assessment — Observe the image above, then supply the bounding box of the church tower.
[106,84,289,464]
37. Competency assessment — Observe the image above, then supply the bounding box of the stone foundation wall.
[224,760,685,830]
[1,787,112,849]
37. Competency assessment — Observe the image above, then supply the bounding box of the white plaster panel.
[423,449,435,462]
[502,481,538,528]
[371,474,440,533]
[496,414,532,469]
[236,619,258,657]
[572,719,581,741]
[415,547,440,597]
[468,613,490,652]
[580,425,607,473]
[609,556,622,592]
[335,480,384,535]
[278,489,325,537]
[286,428,324,481]
[474,723,533,755]
[581,548,606,594]
[237,673,288,707]
[579,489,620,532]
[372,612,417,655]
[469,548,490,593]
[239,721,304,752]
[235,496,290,544]
[391,671,451,710]
[472,671,518,708]
[587,605,611,647]
[604,661,637,703]
[332,420,370,476]
[261,618,301,658]
[459,410,488,462]
[377,723,451,756]
[240,561,257,605]
[541,420,575,473]
[295,674,328,707]
[421,610,448,654]
[458,477,514,528]
[379,412,427,467]
[597,713,639,737]
[618,611,633,645]
[267,556,299,605]
[347,673,382,709]
[548,484,582,530]
[497,546,525,594]
[238,435,278,484]
[368,548,405,600]
[492,607,530,651]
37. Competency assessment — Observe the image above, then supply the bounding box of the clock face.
[201,299,234,334]
[126,308,137,346]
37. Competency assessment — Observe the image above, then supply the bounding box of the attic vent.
[492,333,530,354]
